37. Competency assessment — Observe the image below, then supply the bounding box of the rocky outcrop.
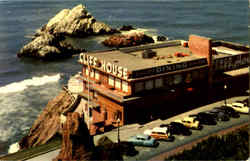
[102,33,154,48]
[157,35,167,41]
[19,90,79,149]
[17,33,85,60]
[44,5,116,37]
[17,4,117,60]
[53,112,94,161]
[119,25,135,31]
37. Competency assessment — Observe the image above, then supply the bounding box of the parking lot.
[93,95,249,161]
[25,94,249,161]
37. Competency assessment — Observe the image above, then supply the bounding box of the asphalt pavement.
[26,95,249,161]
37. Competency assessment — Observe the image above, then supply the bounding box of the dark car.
[160,122,192,136]
[214,106,240,118]
[189,112,217,125]
[205,109,230,121]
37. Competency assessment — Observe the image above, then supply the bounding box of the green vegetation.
[166,125,249,161]
[0,136,61,161]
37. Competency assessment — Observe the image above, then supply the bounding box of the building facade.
[77,35,249,135]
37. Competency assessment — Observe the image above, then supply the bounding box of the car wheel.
[198,125,203,130]
[154,141,159,147]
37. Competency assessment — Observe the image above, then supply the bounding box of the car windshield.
[137,135,149,140]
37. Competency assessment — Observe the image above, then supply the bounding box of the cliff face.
[17,4,117,60]
[19,90,79,149]
[53,112,94,161]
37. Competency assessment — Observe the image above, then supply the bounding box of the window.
[93,91,98,99]
[145,80,154,90]
[90,69,94,78]
[122,81,128,92]
[173,74,182,85]
[95,70,100,80]
[115,78,121,89]
[86,68,89,76]
[134,82,144,93]
[165,76,174,86]
[155,78,163,88]
[108,75,114,86]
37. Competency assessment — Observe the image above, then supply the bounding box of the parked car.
[174,117,202,130]
[214,106,240,118]
[127,134,159,147]
[189,112,217,125]
[144,127,175,142]
[205,109,230,121]
[160,122,192,136]
[226,103,249,114]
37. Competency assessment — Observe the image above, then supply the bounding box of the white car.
[174,117,201,130]
[144,127,170,135]
[144,127,174,141]
[226,103,249,114]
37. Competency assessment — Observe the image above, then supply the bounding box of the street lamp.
[117,118,120,144]
[224,84,227,106]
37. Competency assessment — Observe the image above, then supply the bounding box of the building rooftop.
[87,41,206,72]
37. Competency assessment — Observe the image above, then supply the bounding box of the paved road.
[26,95,249,161]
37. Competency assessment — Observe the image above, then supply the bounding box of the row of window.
[84,67,129,93]
[133,71,206,93]
[84,66,207,94]
[108,75,129,92]
[85,68,100,80]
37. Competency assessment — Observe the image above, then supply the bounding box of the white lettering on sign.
[79,53,128,80]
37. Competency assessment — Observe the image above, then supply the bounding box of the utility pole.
[117,118,120,144]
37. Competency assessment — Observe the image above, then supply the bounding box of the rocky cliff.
[19,89,79,149]
[53,112,94,161]
[17,4,117,60]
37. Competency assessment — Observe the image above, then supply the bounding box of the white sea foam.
[0,74,61,94]
[0,80,62,151]
[121,28,158,36]
[8,142,20,154]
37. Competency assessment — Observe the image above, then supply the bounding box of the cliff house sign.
[79,53,129,80]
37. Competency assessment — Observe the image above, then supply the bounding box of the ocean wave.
[0,82,62,152]
[8,142,20,154]
[0,74,61,94]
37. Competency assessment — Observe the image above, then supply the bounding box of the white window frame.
[95,70,100,80]
[115,78,121,89]
[122,81,129,92]
[108,75,115,86]
[90,69,95,78]
[85,68,89,76]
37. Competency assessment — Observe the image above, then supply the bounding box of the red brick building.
[77,35,249,135]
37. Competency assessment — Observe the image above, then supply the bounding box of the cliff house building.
[75,35,249,135]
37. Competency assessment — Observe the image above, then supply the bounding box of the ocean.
[0,0,248,155]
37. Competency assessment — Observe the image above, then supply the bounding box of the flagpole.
[88,65,90,129]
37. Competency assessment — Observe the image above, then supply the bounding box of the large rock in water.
[45,4,116,36]
[19,90,80,149]
[102,33,154,48]
[17,4,117,60]
[17,33,85,60]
